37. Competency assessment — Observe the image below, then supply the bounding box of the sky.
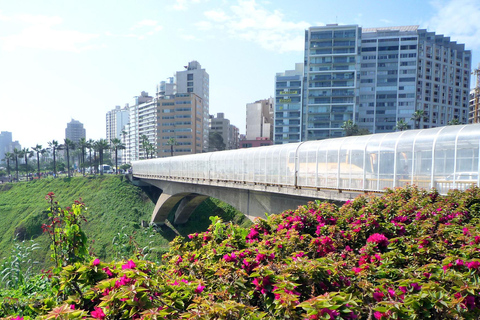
[1,0,480,149]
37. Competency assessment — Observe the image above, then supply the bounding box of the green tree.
[63,138,75,178]
[77,138,88,176]
[94,139,110,175]
[208,132,226,151]
[32,144,44,179]
[22,148,33,180]
[448,118,462,125]
[13,148,21,182]
[87,139,95,174]
[411,110,428,129]
[1,152,14,177]
[341,120,358,136]
[110,138,126,174]
[166,137,177,157]
[48,140,62,177]
[140,135,150,159]
[394,119,409,131]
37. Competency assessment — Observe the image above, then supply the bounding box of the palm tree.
[87,139,95,174]
[63,138,75,178]
[94,139,110,175]
[341,120,359,136]
[2,152,14,177]
[167,137,176,157]
[140,135,149,159]
[411,110,428,129]
[147,143,156,159]
[448,118,461,125]
[22,148,33,180]
[41,148,49,176]
[13,148,21,182]
[394,119,409,131]
[32,144,43,179]
[110,138,125,174]
[78,138,88,176]
[48,140,61,177]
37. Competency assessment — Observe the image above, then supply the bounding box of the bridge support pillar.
[151,192,188,225]
[174,195,209,225]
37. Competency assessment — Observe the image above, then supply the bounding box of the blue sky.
[1,0,479,149]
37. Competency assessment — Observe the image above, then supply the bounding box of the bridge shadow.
[155,197,252,241]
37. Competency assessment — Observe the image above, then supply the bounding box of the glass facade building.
[274,63,303,144]
[303,25,360,140]
[282,24,472,143]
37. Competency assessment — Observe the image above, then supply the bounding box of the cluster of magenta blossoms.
[6,185,480,319]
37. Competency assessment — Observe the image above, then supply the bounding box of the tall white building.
[246,98,274,140]
[106,105,130,164]
[126,91,153,162]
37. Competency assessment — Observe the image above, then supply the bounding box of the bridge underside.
[138,178,362,225]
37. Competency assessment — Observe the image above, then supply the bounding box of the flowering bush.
[5,185,480,319]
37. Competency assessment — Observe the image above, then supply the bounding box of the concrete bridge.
[131,176,361,225]
[131,124,480,225]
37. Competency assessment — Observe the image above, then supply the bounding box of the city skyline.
[1,0,480,148]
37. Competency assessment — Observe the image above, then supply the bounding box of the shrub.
[5,185,480,319]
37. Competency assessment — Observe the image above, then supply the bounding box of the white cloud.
[172,0,209,11]
[107,20,163,40]
[131,19,159,29]
[0,13,99,52]
[194,20,213,30]
[426,0,480,49]
[204,9,229,22]
[198,0,310,53]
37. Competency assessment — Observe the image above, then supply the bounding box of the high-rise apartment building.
[246,98,274,140]
[274,63,304,144]
[106,105,130,164]
[157,93,204,157]
[358,26,471,131]
[126,91,154,162]
[106,105,129,142]
[293,24,471,141]
[175,61,209,152]
[303,25,360,140]
[65,119,86,143]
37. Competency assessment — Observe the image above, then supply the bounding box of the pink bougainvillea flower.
[12,317,23,320]
[91,307,105,319]
[467,261,480,269]
[373,291,384,302]
[411,283,422,291]
[92,258,100,266]
[194,284,205,293]
[122,259,136,270]
[102,267,113,277]
[223,252,237,262]
[70,304,75,310]
[366,233,389,247]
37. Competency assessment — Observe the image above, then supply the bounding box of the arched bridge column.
[151,192,209,225]
[174,195,209,224]
[151,192,190,225]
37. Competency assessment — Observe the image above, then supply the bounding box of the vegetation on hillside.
[2,185,480,319]
[0,176,249,273]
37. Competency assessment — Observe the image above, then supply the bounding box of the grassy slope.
[0,175,251,271]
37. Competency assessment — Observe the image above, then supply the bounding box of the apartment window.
[187,74,193,80]
[187,88,193,93]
